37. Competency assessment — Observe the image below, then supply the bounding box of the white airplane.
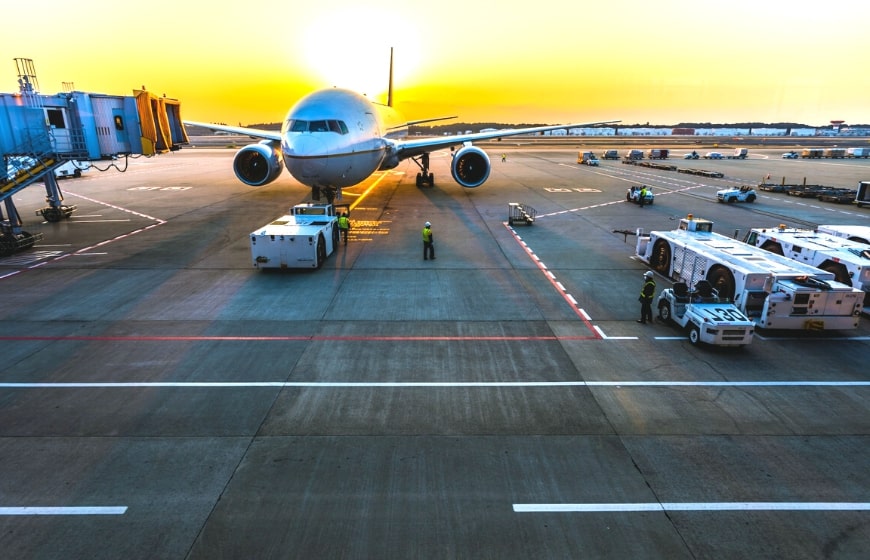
[185,50,617,202]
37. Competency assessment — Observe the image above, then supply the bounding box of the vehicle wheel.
[316,234,326,268]
[706,265,736,301]
[760,240,784,255]
[747,194,756,202]
[658,302,672,323]
[727,197,735,203]
[43,207,62,222]
[626,192,631,201]
[332,226,339,248]
[0,235,14,257]
[689,325,701,345]
[821,262,850,285]
[650,239,672,275]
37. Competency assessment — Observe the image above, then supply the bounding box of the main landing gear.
[412,153,434,188]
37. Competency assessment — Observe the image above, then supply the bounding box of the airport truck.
[249,203,348,269]
[744,225,870,305]
[577,151,599,166]
[656,280,755,346]
[635,215,864,330]
[647,149,669,160]
[816,224,870,245]
[854,181,870,208]
[728,148,748,159]
[716,185,757,203]
[847,147,870,158]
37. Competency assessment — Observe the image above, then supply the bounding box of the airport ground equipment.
[744,225,870,305]
[816,225,870,245]
[601,150,619,160]
[626,185,654,205]
[717,185,757,203]
[647,149,669,159]
[855,181,870,208]
[577,151,599,166]
[847,147,870,158]
[635,215,864,330]
[623,149,643,161]
[782,151,799,159]
[249,203,349,269]
[656,280,755,346]
[1,58,187,254]
[727,148,748,159]
[508,202,536,226]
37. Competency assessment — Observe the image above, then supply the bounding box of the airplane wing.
[183,121,282,142]
[394,120,620,159]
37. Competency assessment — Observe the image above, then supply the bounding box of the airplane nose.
[288,135,328,177]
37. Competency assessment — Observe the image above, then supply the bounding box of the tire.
[650,239,672,275]
[760,240,784,255]
[658,301,672,323]
[821,262,850,285]
[727,197,735,203]
[706,265,736,301]
[315,234,326,269]
[689,325,701,345]
[626,192,631,201]
[747,194,756,202]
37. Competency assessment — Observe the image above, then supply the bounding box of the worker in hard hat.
[422,221,435,260]
[638,270,656,324]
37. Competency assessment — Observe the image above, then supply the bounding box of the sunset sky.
[3,0,869,127]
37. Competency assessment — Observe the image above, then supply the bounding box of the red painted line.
[504,223,602,339]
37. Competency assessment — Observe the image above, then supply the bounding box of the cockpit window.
[286,119,348,135]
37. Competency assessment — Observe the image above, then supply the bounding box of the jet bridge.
[1,58,188,256]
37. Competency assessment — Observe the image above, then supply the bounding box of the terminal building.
[1,58,187,255]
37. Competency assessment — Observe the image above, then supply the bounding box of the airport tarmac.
[1,143,869,559]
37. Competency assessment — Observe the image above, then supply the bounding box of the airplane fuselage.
[280,88,406,189]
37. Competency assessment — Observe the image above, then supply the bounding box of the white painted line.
[1,381,867,388]
[0,506,127,515]
[514,502,870,513]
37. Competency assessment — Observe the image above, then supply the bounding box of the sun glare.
[298,8,422,103]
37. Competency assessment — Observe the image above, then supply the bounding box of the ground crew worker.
[638,270,656,324]
[338,212,350,244]
[639,185,648,208]
[422,221,435,260]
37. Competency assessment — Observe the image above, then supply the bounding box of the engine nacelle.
[233,141,284,186]
[451,145,491,188]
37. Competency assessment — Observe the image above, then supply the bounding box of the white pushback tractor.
[250,203,348,269]
[744,225,870,306]
[636,215,864,330]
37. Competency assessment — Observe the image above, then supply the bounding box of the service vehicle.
[647,148,669,160]
[635,215,864,330]
[781,151,799,159]
[623,149,644,161]
[656,280,755,346]
[801,148,824,158]
[855,181,870,208]
[602,149,619,160]
[249,202,348,269]
[816,224,870,245]
[626,185,654,205]
[728,148,748,159]
[704,151,723,159]
[683,151,700,160]
[54,160,91,179]
[577,151,599,166]
[823,148,847,159]
[744,225,870,305]
[716,185,757,203]
[847,147,870,158]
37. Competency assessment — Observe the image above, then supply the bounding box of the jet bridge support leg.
[36,173,76,223]
[0,198,41,257]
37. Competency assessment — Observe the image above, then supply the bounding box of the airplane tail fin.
[387,47,394,107]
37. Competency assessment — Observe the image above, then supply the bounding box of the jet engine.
[450,145,491,188]
[232,141,284,186]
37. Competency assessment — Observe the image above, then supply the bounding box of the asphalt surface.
[1,142,869,559]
